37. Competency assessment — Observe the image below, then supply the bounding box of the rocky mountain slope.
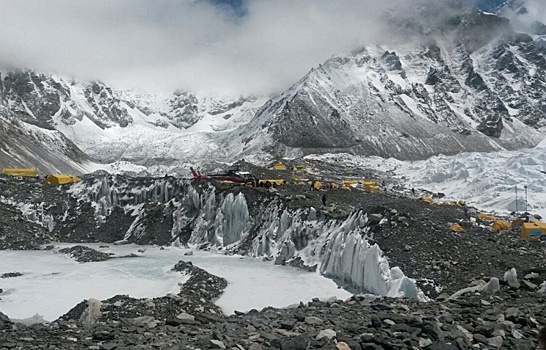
[0,70,263,172]
[235,4,546,160]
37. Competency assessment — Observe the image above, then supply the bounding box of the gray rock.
[101,343,118,350]
[481,277,500,293]
[368,214,383,224]
[474,333,488,344]
[505,307,519,319]
[270,335,308,350]
[211,339,226,349]
[176,312,195,321]
[524,272,539,280]
[130,316,158,328]
[263,309,278,319]
[316,329,336,340]
[419,338,433,348]
[249,343,263,350]
[512,329,523,339]
[304,316,323,325]
[0,311,12,327]
[487,336,504,348]
[280,320,296,330]
[521,280,538,291]
[92,331,115,341]
[274,256,286,266]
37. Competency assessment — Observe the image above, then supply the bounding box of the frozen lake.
[0,244,351,321]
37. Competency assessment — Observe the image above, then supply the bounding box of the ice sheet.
[0,244,350,321]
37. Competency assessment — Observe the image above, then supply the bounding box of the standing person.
[539,327,546,350]
[310,180,316,191]
[321,193,327,207]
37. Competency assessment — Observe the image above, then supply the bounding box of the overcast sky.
[0,0,542,96]
[0,0,406,96]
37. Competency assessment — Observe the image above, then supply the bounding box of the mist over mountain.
[0,0,545,173]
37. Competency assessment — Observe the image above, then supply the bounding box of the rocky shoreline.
[1,262,545,350]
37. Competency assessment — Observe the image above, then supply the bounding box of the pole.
[515,185,518,212]
[524,185,528,212]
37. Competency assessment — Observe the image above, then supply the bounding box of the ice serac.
[214,193,250,246]
[23,177,423,300]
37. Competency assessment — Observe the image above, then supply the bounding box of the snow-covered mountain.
[0,70,266,173]
[1,1,545,173]
[235,6,546,160]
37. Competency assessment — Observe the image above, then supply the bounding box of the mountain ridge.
[0,3,545,173]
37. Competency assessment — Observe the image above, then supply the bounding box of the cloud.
[0,0,440,96]
[502,0,546,31]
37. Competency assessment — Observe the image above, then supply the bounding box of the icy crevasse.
[214,193,250,246]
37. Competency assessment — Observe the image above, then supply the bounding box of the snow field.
[307,138,546,218]
[0,244,350,321]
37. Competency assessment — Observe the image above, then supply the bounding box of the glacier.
[307,137,546,219]
[10,176,426,301]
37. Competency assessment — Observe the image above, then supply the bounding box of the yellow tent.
[3,168,38,177]
[292,165,305,171]
[273,162,287,170]
[362,181,377,187]
[343,180,359,185]
[491,220,510,231]
[521,222,546,239]
[259,179,286,186]
[450,223,465,232]
[421,196,435,204]
[478,212,497,221]
[45,174,81,185]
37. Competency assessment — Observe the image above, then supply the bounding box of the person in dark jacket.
[321,193,327,206]
[539,327,546,350]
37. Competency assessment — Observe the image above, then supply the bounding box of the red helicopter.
[190,167,256,184]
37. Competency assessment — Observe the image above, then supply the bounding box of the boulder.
[316,329,336,341]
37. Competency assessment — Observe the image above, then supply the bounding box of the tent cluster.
[420,196,466,206]
[271,161,380,193]
[2,168,81,185]
[464,211,546,239]
[272,162,305,171]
